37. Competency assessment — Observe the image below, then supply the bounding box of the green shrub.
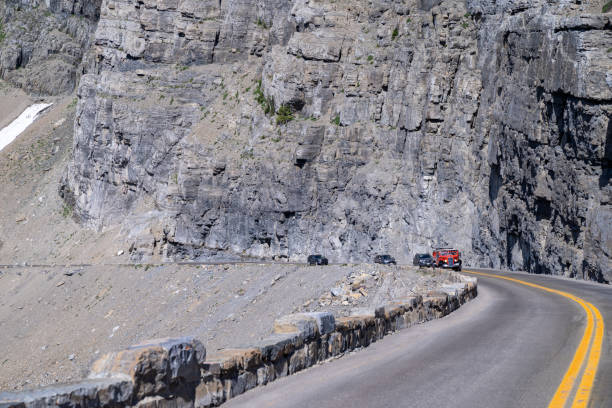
[391,27,399,40]
[331,115,341,126]
[276,105,294,125]
[462,22,469,29]
[61,204,73,218]
[256,18,268,29]
[603,1,612,12]
[0,23,5,44]
[240,150,254,159]
[367,55,374,62]
[254,80,275,115]
[263,97,274,114]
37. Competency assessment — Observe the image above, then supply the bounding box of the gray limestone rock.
[0,378,133,408]
[0,0,100,95]
[28,0,610,282]
[89,337,206,400]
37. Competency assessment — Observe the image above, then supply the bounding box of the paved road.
[226,269,612,408]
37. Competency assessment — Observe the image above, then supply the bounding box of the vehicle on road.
[307,255,328,266]
[432,248,462,271]
[374,255,396,265]
[413,253,434,268]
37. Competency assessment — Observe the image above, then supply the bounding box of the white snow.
[0,103,53,152]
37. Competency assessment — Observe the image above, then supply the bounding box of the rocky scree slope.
[0,264,458,391]
[3,0,607,281]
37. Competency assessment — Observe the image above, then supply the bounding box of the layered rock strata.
[0,0,101,95]
[3,0,606,280]
[468,0,612,281]
[61,0,487,264]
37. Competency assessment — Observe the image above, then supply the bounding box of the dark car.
[307,254,328,265]
[374,255,396,265]
[413,253,434,268]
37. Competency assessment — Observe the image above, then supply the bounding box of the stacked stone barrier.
[0,274,477,408]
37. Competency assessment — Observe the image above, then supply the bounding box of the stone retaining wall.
[0,275,477,408]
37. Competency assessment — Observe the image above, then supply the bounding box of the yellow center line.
[464,270,604,408]
[572,302,605,408]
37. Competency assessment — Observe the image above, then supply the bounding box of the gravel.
[0,263,459,391]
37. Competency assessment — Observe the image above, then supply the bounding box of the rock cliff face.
[468,0,612,281]
[61,0,487,265]
[6,0,605,280]
[0,0,101,95]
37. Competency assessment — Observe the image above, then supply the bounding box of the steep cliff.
[61,0,487,264]
[469,0,611,281]
[0,0,101,95]
[5,0,603,280]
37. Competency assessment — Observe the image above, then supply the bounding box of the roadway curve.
[225,269,611,408]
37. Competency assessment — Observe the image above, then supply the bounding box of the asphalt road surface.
[225,269,612,408]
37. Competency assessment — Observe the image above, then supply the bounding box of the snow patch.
[0,103,53,152]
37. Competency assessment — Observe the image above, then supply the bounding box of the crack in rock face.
[4,0,603,281]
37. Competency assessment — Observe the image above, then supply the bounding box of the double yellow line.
[464,270,604,408]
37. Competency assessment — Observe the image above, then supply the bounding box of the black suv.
[413,253,434,268]
[374,255,396,265]
[307,255,328,265]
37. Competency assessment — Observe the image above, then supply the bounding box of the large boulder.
[90,337,206,400]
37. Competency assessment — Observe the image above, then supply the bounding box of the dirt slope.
[0,263,458,391]
[0,84,31,130]
[0,82,127,264]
